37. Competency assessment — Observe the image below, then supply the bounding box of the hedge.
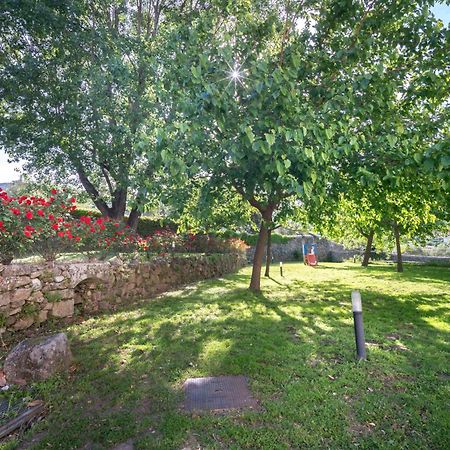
[217,231,294,246]
[71,208,177,236]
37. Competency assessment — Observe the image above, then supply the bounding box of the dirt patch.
[381,374,416,392]
[286,325,300,342]
[16,430,48,450]
[180,433,202,450]
[345,396,375,438]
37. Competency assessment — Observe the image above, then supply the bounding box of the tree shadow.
[8,264,449,450]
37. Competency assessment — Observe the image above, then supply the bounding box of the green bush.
[71,208,177,236]
[217,231,294,246]
[137,216,177,236]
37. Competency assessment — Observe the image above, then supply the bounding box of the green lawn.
[1,262,449,449]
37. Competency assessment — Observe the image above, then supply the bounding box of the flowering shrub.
[0,188,75,262]
[75,215,137,258]
[136,231,248,257]
[184,235,248,254]
[0,189,137,263]
[1,188,247,264]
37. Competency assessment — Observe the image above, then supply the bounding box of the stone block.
[38,309,48,323]
[31,278,42,291]
[13,288,32,303]
[14,276,31,288]
[12,316,34,331]
[51,299,74,318]
[0,292,11,307]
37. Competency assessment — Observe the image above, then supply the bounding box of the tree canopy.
[1,0,448,289]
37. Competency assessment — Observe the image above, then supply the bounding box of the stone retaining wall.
[391,254,450,265]
[246,235,357,263]
[0,253,246,333]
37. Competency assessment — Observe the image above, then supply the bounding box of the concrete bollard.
[351,291,367,360]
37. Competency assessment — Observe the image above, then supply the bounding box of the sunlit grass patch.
[1,262,449,449]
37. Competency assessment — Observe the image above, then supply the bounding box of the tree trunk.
[264,228,272,277]
[393,222,403,272]
[250,208,273,291]
[361,229,374,267]
[127,207,141,231]
[110,188,127,220]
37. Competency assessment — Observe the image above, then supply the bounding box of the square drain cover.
[183,375,258,412]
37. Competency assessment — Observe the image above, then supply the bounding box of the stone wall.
[246,235,357,263]
[0,253,246,333]
[391,254,450,265]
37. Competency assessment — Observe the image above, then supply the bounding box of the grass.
[1,262,449,449]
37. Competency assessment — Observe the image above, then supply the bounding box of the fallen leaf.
[27,399,44,407]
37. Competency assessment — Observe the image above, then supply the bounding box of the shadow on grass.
[6,263,449,450]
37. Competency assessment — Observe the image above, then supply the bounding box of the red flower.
[37,209,45,217]
[81,216,92,225]
[51,189,57,195]
[57,231,65,237]
[70,197,76,203]
[24,230,32,238]
[25,211,33,219]
[48,214,55,220]
[52,223,59,230]
[10,208,21,215]
[75,236,81,241]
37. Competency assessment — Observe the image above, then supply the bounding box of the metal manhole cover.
[183,375,258,412]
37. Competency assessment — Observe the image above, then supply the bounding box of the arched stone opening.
[73,277,106,313]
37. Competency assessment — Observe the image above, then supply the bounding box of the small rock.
[31,278,42,291]
[54,276,65,283]
[3,333,72,384]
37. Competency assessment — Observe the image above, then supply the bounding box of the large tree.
[0,0,203,226]
[167,0,448,290]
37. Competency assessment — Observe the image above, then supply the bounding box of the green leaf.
[304,147,314,160]
[386,135,397,148]
[161,149,169,162]
[245,126,255,144]
[265,133,275,146]
[276,160,285,176]
[303,181,313,198]
[284,159,292,169]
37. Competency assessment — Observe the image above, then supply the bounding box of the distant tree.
[168,0,448,289]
